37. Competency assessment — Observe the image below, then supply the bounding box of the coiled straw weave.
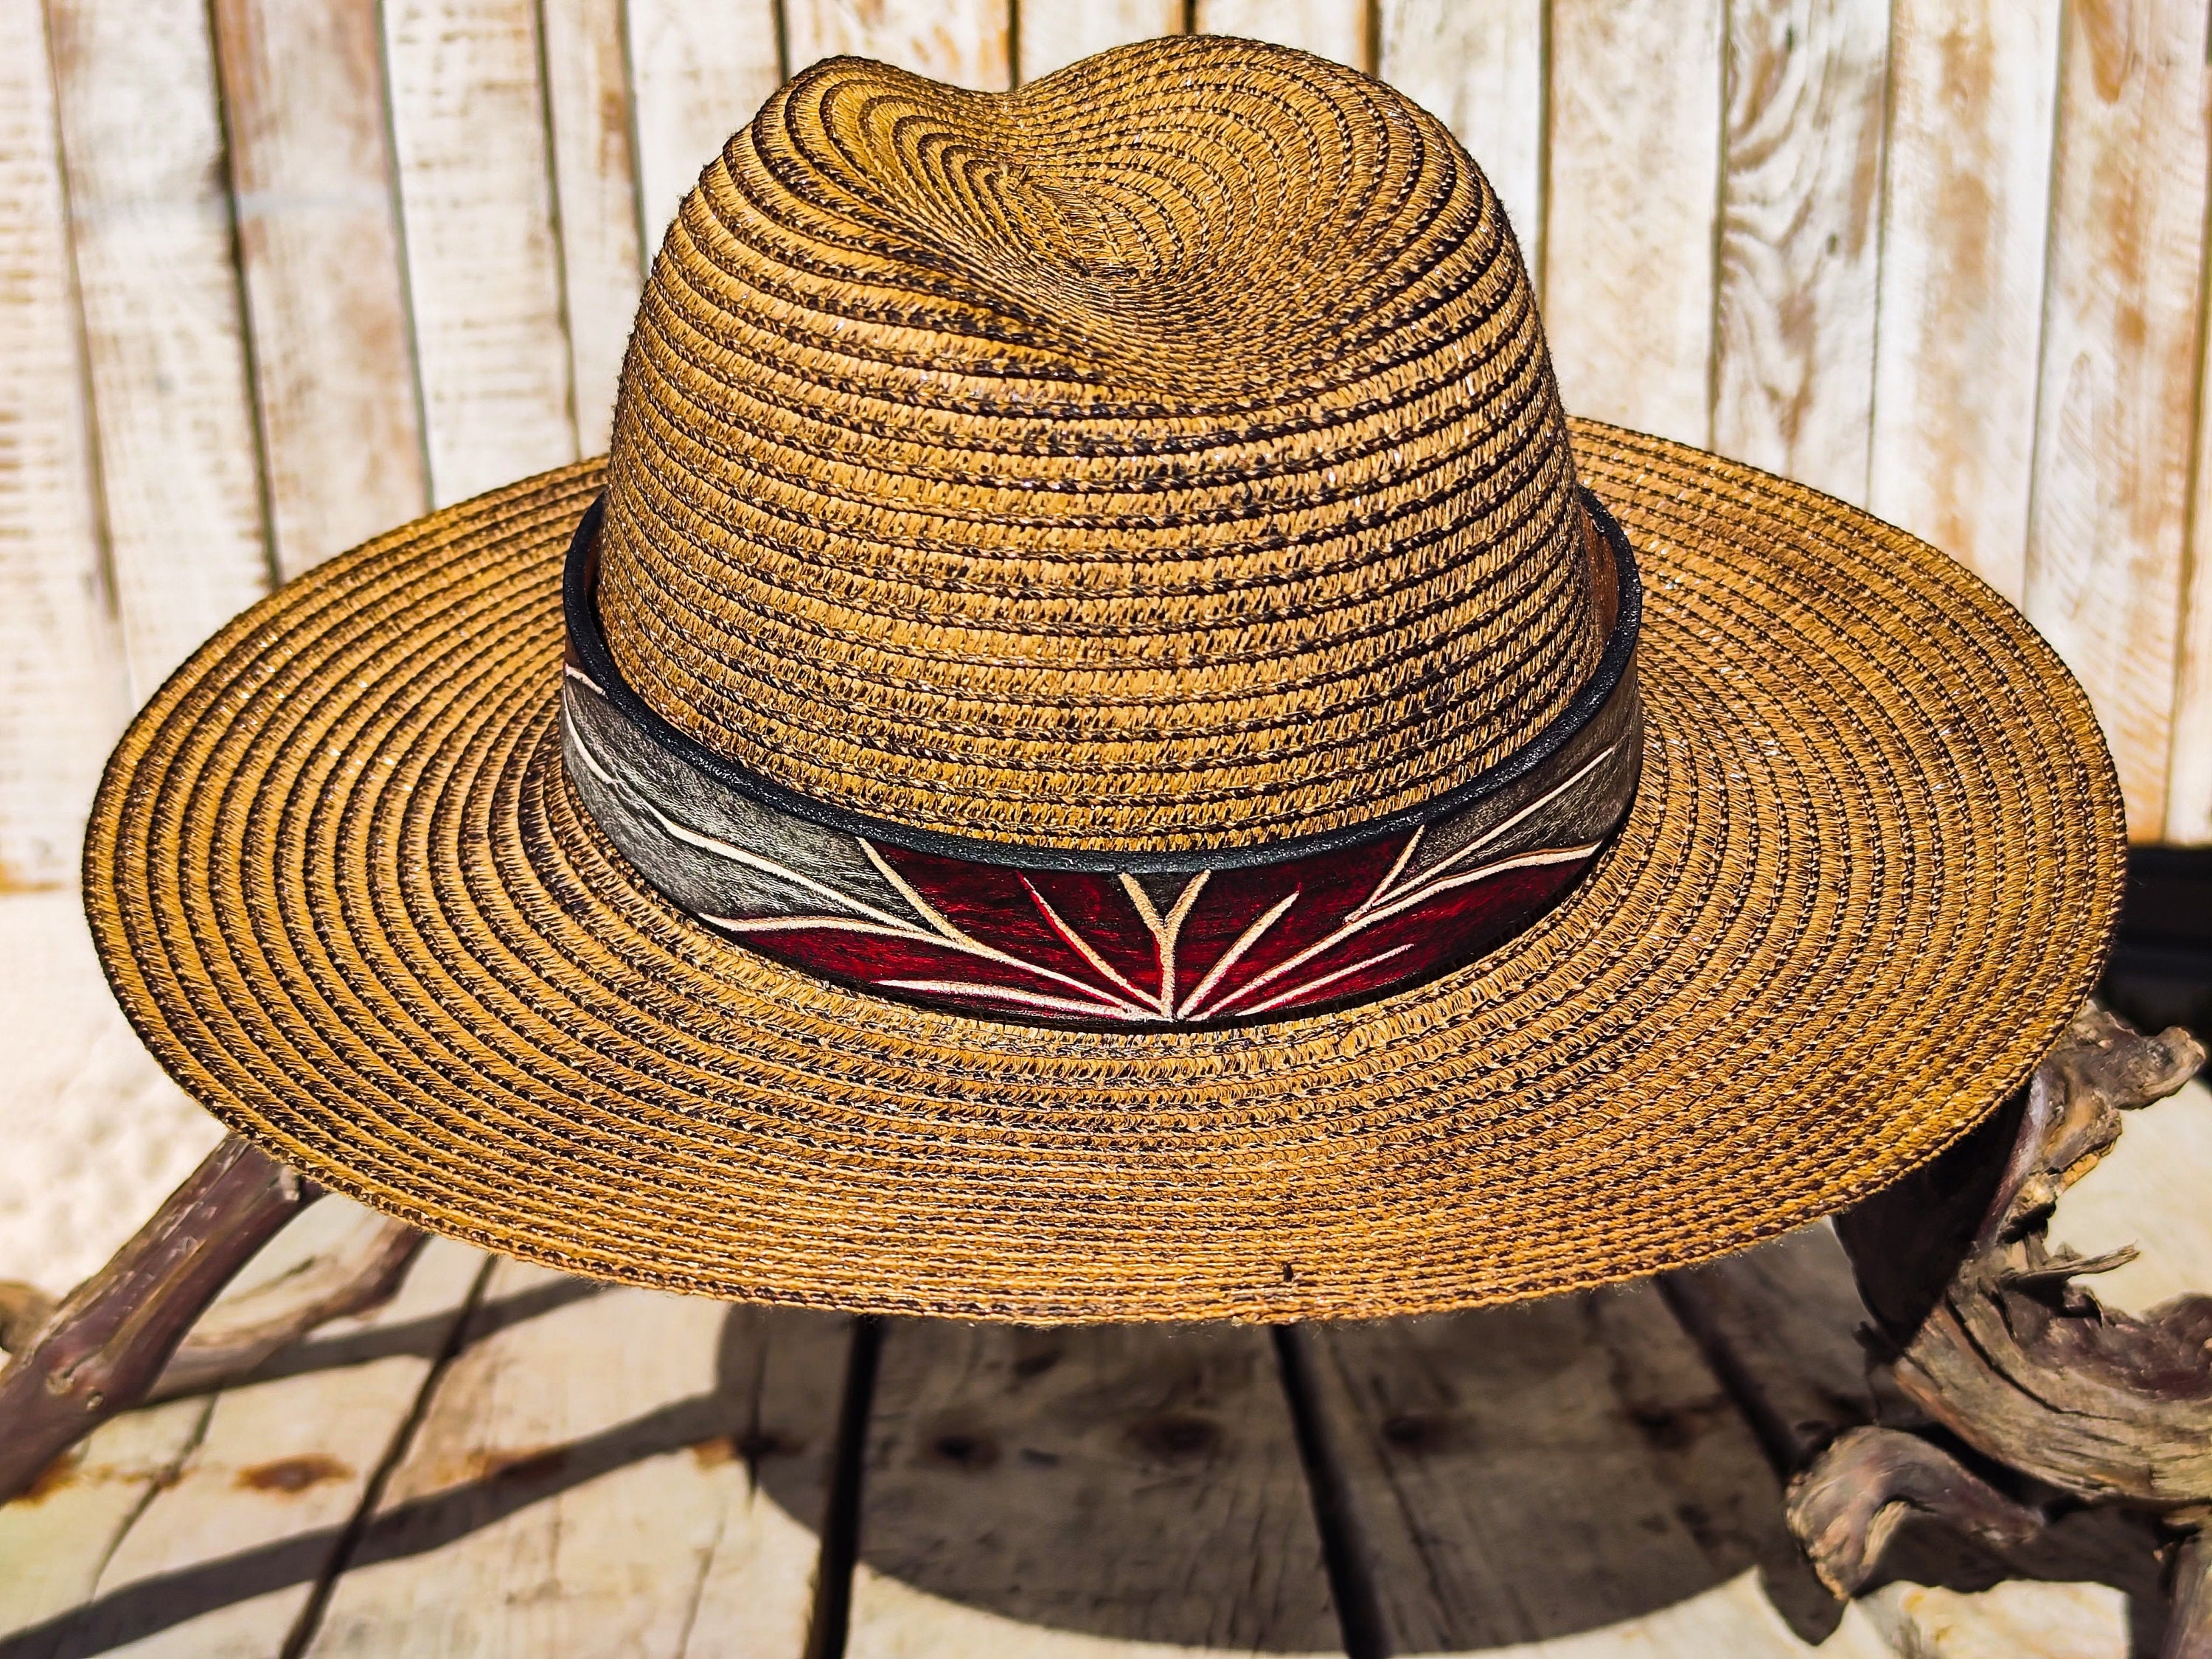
[86,425,2124,1321]
[598,36,1597,851]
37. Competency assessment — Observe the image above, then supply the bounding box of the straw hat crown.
[596,33,1602,854]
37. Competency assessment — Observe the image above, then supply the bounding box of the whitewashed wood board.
[624,0,783,275]
[1194,0,1367,69]
[382,0,577,507]
[1298,1284,1896,1658]
[1711,0,1891,507]
[539,0,646,454]
[45,0,271,706]
[1017,0,1183,83]
[1867,1,2061,604]
[786,0,1012,88]
[209,0,428,578]
[1543,0,1727,449]
[1377,0,1546,279]
[305,1261,852,1658]
[0,0,128,891]
[2022,0,2211,842]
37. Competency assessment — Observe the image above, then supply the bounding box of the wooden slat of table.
[0,1203,487,1657]
[44,0,271,706]
[2022,0,2211,843]
[0,1397,212,1639]
[303,1259,852,1658]
[1866,1,2060,605]
[2179,468,2212,836]
[1295,1281,1893,1657]
[622,0,783,257]
[381,0,577,508]
[0,0,130,890]
[1710,0,1891,508]
[1376,0,1547,282]
[786,0,1012,89]
[1015,0,1182,85]
[209,0,428,578]
[540,0,646,454]
[843,1320,1346,1658]
[1544,0,1725,449]
[1193,0,1368,70]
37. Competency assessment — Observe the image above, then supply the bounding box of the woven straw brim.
[84,422,2124,1322]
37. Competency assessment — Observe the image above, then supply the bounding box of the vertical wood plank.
[1016,0,1181,84]
[622,0,783,254]
[0,0,128,889]
[1194,0,1368,71]
[382,0,576,507]
[305,1263,848,1658]
[1867,1,2060,604]
[2024,0,2211,843]
[46,0,271,705]
[785,0,1012,88]
[1711,0,1891,507]
[1298,1284,1888,1657]
[539,0,644,453]
[2178,489,2212,840]
[211,0,428,578]
[1545,0,1726,447]
[1376,0,1547,282]
[845,1321,1344,1657]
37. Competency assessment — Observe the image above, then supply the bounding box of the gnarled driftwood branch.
[0,1135,425,1505]
[1785,1004,2209,1653]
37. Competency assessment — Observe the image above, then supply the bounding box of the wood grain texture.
[2177,442,2212,836]
[1545,0,1727,448]
[0,0,128,891]
[1660,1224,1878,1468]
[1860,1579,2131,1659]
[0,1396,212,1639]
[210,0,427,578]
[786,0,1012,88]
[1016,0,1181,84]
[1377,0,1546,280]
[382,0,576,507]
[539,0,644,453]
[1711,0,1891,507]
[44,1226,484,1658]
[1868,1,2060,604]
[1297,1284,1886,1657]
[2024,0,2211,843]
[623,0,782,266]
[46,0,270,705]
[845,1320,1344,1657]
[305,1262,849,1658]
[1194,0,1368,71]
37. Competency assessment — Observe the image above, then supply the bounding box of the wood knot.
[1128,1413,1220,1461]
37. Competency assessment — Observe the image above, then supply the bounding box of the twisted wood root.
[1785,1006,2208,1653]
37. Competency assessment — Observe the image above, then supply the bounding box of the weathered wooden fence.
[7,0,2212,915]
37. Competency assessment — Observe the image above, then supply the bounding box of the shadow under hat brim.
[83,421,2124,1322]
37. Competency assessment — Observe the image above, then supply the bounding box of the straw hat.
[85,35,2122,1321]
